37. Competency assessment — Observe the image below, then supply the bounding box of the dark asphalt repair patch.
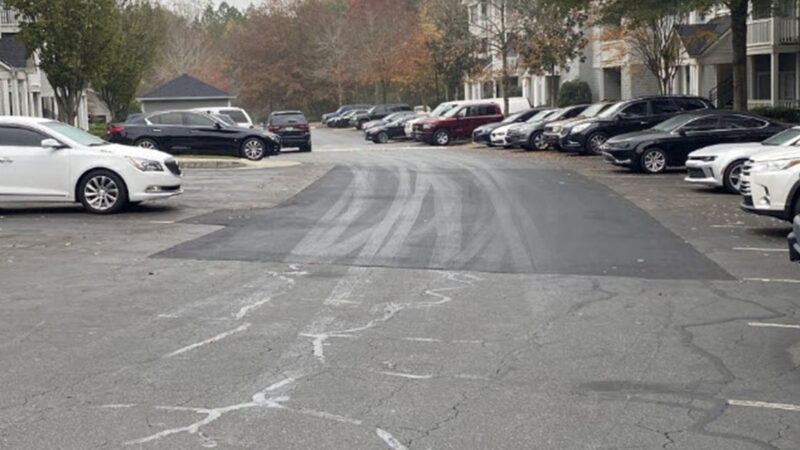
[158,165,733,280]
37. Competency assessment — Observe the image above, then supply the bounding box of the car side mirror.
[41,138,65,150]
[214,122,222,129]
[678,130,687,137]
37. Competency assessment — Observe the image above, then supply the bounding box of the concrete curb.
[176,157,301,170]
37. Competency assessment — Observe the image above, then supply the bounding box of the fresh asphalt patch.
[158,165,732,280]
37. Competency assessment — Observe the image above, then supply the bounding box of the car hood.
[606,129,668,145]
[512,121,547,133]
[94,143,174,161]
[546,117,585,128]
[418,117,451,125]
[474,122,504,134]
[492,124,516,134]
[688,142,766,157]
[749,146,800,162]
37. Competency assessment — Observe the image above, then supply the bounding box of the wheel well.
[723,158,748,178]
[788,179,800,217]
[75,168,129,201]
[242,135,269,150]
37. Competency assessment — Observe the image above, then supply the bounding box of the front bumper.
[543,132,563,149]
[558,133,588,152]
[684,162,721,187]
[127,170,183,202]
[602,150,635,167]
[490,133,510,146]
[740,195,791,221]
[472,130,491,144]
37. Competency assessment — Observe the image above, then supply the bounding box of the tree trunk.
[381,78,388,104]
[55,86,80,126]
[337,78,344,107]
[501,51,509,115]
[729,0,749,111]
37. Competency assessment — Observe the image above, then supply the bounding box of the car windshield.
[220,109,248,123]
[442,106,465,118]
[501,111,527,124]
[597,102,626,118]
[213,114,237,127]
[526,110,554,123]
[430,103,457,117]
[579,103,608,118]
[41,121,107,146]
[383,113,402,122]
[271,114,307,126]
[762,128,800,146]
[652,114,695,132]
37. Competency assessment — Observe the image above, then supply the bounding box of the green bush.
[88,123,108,138]
[749,106,800,124]
[556,80,592,107]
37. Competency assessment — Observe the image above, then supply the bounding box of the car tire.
[723,159,747,194]
[639,147,668,174]
[77,169,128,215]
[529,131,548,151]
[433,129,451,146]
[377,131,389,144]
[135,138,159,150]
[300,144,312,152]
[585,132,609,155]
[241,137,266,161]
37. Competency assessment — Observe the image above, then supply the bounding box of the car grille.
[165,159,182,176]
[740,160,752,195]
[687,168,706,179]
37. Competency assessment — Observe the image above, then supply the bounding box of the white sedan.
[0,117,183,214]
[490,123,518,147]
[685,127,800,193]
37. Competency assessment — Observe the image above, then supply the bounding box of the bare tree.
[626,15,685,95]
[468,0,525,114]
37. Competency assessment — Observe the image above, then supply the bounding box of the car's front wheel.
[433,129,451,146]
[723,159,746,194]
[585,132,609,155]
[376,131,389,144]
[241,137,266,161]
[528,131,548,151]
[639,147,668,174]
[77,170,128,214]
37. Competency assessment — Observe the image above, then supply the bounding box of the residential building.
[137,74,235,115]
[0,2,89,128]
[464,1,800,111]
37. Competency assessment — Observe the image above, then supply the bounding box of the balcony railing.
[0,8,19,27]
[747,17,800,46]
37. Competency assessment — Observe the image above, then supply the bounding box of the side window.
[149,112,182,125]
[464,106,480,117]
[723,115,768,129]
[620,102,648,117]
[564,107,583,119]
[0,126,46,146]
[480,105,495,116]
[183,113,215,127]
[677,98,708,111]
[682,117,720,131]
[652,99,681,115]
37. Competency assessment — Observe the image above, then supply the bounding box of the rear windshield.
[270,114,307,126]
[220,109,249,123]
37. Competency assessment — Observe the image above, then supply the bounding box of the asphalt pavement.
[1,126,799,449]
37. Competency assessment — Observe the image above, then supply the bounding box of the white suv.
[740,146,800,222]
[0,117,182,214]
[193,107,253,128]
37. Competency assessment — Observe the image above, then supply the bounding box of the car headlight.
[752,159,800,172]
[423,124,433,130]
[571,123,592,134]
[692,156,717,162]
[551,126,561,133]
[126,156,163,172]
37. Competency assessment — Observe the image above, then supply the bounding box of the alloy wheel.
[643,150,666,173]
[435,130,449,145]
[83,175,120,212]
[137,140,156,150]
[243,139,265,160]
[728,164,743,192]
[534,133,548,150]
[378,132,389,144]
[588,134,607,154]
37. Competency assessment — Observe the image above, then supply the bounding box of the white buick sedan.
[685,127,800,194]
[0,117,182,214]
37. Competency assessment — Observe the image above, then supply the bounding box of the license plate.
[284,127,297,131]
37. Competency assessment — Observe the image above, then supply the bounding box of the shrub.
[556,80,592,107]
[749,106,800,124]
[88,123,108,138]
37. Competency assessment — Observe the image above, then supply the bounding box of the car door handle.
[152,128,162,133]
[0,157,12,164]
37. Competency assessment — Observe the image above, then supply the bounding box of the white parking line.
[733,247,788,252]
[743,278,800,284]
[747,322,800,330]
[728,399,800,412]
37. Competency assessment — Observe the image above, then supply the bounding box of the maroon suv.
[415,102,503,145]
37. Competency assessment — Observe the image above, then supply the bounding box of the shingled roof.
[0,34,28,69]
[674,15,731,57]
[139,74,233,100]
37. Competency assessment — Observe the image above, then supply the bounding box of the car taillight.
[298,124,309,131]
[108,126,125,135]
[268,126,280,132]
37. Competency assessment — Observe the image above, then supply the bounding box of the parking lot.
[1,126,799,449]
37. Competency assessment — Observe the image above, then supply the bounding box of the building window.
[752,1,772,20]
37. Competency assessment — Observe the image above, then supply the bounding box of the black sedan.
[471,108,544,145]
[790,215,799,262]
[108,110,280,161]
[601,111,786,174]
[328,110,368,128]
[506,105,587,151]
[366,113,425,143]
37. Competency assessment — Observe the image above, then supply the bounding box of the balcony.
[747,17,800,46]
